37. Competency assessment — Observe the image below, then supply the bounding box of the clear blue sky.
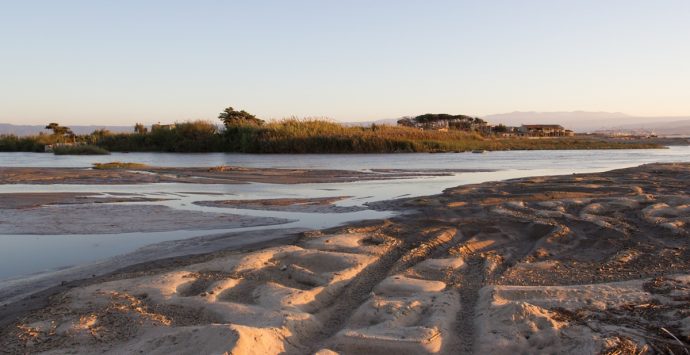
[1,0,689,125]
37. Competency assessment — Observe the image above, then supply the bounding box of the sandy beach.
[0,163,689,354]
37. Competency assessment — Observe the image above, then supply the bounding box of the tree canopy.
[412,114,485,125]
[397,114,487,130]
[45,123,76,142]
[134,123,148,134]
[218,107,264,127]
[45,122,74,136]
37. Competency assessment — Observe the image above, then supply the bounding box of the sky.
[1,0,689,125]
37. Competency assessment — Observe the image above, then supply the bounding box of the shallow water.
[1,147,689,281]
[1,146,689,170]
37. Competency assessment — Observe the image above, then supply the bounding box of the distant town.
[396,114,575,137]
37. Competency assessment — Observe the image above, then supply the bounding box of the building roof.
[522,124,564,129]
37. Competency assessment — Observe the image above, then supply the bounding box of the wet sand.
[194,197,364,213]
[1,163,689,354]
[0,166,487,185]
[0,193,170,209]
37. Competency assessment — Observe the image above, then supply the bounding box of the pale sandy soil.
[0,204,289,235]
[1,163,689,354]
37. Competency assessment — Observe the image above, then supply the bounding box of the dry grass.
[92,162,148,170]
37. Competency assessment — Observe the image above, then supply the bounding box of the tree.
[134,123,148,134]
[218,107,264,127]
[45,122,75,142]
[45,122,73,136]
[397,117,416,127]
[493,124,508,133]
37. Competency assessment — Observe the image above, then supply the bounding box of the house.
[398,114,489,133]
[44,142,77,152]
[519,124,571,137]
[151,123,176,131]
[494,126,522,137]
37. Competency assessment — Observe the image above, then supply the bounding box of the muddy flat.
[195,196,364,213]
[0,166,470,185]
[0,192,168,209]
[1,163,689,354]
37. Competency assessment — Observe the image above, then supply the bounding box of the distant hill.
[482,111,690,135]
[348,112,644,131]
[604,119,690,137]
[482,111,635,132]
[349,112,643,132]
[6,112,690,137]
[346,112,690,136]
[0,124,132,136]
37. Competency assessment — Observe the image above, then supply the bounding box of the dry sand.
[1,163,689,354]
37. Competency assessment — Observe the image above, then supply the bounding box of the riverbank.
[1,163,688,354]
[1,123,664,154]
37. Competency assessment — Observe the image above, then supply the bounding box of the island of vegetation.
[0,107,662,154]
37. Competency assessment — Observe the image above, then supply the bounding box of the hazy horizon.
[2,1,690,125]
[3,110,690,127]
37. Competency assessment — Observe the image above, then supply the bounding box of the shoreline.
[1,163,688,353]
[0,228,307,328]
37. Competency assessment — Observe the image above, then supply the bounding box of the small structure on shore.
[396,114,575,137]
[44,142,77,152]
[397,114,490,133]
[151,123,176,131]
[519,124,574,137]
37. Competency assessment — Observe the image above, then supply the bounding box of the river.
[0,147,689,284]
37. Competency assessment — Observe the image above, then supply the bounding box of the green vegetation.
[217,117,660,153]
[0,134,57,152]
[92,162,148,170]
[219,107,264,127]
[134,123,148,134]
[97,120,222,152]
[45,123,75,140]
[222,118,484,153]
[0,106,664,154]
[52,145,110,155]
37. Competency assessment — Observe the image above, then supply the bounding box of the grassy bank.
[0,134,57,152]
[52,145,110,155]
[219,119,661,153]
[0,119,663,154]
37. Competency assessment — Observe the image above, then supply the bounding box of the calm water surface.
[1,147,690,170]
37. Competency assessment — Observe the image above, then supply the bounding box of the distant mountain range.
[352,111,690,136]
[0,124,132,136]
[602,119,690,137]
[481,111,690,135]
[4,111,690,136]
